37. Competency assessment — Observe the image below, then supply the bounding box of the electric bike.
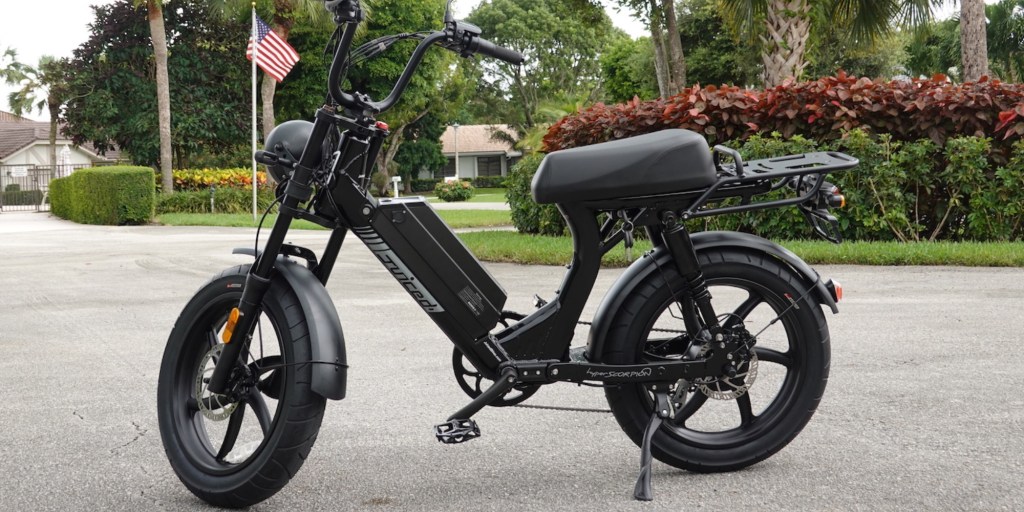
[157,0,858,506]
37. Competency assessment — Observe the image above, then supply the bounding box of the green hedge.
[49,166,155,225]
[1,189,44,206]
[508,130,1024,242]
[157,188,277,214]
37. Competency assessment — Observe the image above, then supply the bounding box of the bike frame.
[207,4,850,405]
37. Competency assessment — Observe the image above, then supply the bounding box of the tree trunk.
[960,0,990,82]
[261,73,277,137]
[47,99,59,172]
[761,0,811,87]
[147,0,173,194]
[648,0,671,98]
[661,0,687,92]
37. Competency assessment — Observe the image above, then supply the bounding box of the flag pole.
[251,3,259,222]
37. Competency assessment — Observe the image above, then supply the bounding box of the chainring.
[451,348,540,407]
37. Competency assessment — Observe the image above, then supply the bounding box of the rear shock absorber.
[659,212,720,332]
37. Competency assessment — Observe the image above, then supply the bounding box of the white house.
[431,124,522,180]
[0,115,120,169]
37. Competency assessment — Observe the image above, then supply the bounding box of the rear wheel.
[603,249,830,472]
[157,265,326,508]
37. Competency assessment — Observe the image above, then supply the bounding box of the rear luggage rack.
[678,147,859,219]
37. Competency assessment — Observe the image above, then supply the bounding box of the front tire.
[157,265,326,508]
[603,249,830,472]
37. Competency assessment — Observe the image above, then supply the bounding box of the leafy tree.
[600,37,660,103]
[62,0,251,169]
[392,112,447,191]
[467,0,622,128]
[610,0,688,97]
[211,0,331,136]
[905,17,960,78]
[988,0,1024,81]
[0,52,70,170]
[679,0,760,86]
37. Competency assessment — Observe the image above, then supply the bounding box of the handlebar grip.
[473,38,525,65]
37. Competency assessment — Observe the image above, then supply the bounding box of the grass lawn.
[154,214,1024,267]
[416,188,507,204]
[456,231,1024,267]
[157,209,512,230]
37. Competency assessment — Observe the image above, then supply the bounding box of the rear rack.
[682,147,860,219]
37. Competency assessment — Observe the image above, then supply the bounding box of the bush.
[434,180,475,202]
[512,129,1024,242]
[410,178,442,193]
[173,168,270,191]
[471,176,506,188]
[50,166,155,225]
[544,74,1024,156]
[1,189,43,206]
[5,183,21,192]
[506,155,566,236]
[156,188,278,215]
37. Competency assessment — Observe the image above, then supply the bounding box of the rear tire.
[157,265,326,508]
[603,249,830,472]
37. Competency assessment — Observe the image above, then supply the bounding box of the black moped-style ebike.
[157,0,859,506]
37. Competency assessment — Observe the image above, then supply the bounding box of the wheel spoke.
[248,389,273,436]
[206,329,220,349]
[187,397,199,412]
[215,403,246,461]
[670,391,708,426]
[725,293,762,327]
[736,390,754,426]
[753,347,793,368]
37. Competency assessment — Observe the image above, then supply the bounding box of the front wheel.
[603,249,830,472]
[157,265,326,508]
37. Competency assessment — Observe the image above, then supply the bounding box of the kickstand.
[634,387,671,501]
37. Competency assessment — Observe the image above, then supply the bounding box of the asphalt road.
[0,212,1021,511]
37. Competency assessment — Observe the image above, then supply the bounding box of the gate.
[0,165,54,212]
[0,164,91,213]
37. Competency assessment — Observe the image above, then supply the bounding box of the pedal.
[434,419,481,444]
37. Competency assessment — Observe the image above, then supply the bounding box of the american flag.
[246,14,299,82]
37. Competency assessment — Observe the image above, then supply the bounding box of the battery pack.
[352,197,507,344]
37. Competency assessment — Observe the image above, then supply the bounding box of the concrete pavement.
[0,211,1021,511]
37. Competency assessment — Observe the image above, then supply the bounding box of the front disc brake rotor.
[195,344,239,421]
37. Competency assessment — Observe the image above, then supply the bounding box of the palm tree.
[0,51,69,173]
[136,0,173,194]
[960,0,990,81]
[720,0,936,87]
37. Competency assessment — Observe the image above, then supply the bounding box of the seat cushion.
[531,129,717,204]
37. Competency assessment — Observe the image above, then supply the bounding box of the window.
[476,156,503,177]
[435,157,457,179]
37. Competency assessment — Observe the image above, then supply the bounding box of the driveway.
[0,212,1021,511]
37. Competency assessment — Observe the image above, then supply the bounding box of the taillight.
[826,279,843,303]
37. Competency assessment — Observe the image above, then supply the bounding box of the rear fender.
[585,231,836,363]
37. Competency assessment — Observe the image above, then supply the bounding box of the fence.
[1,164,97,212]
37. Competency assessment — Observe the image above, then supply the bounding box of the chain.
[512,403,611,414]
[576,319,684,334]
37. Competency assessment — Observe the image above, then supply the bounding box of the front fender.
[274,257,348,400]
[585,231,836,362]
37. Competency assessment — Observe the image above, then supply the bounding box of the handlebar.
[469,37,525,65]
[324,1,524,115]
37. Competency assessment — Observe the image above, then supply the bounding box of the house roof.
[0,111,30,122]
[440,124,516,154]
[0,120,120,162]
